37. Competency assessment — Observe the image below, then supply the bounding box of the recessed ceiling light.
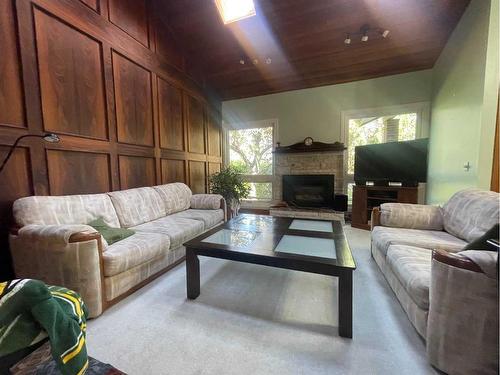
[215,0,256,24]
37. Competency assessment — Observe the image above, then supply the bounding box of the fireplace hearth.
[282,175,335,208]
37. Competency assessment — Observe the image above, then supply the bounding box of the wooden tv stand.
[351,185,423,230]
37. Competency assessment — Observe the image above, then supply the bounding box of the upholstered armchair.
[428,249,498,375]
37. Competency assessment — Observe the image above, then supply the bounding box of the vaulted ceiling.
[158,0,470,100]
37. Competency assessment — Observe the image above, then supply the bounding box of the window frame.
[223,119,278,206]
[340,102,430,200]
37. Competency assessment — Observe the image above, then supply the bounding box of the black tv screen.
[354,138,429,186]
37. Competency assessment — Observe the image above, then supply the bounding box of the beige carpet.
[87,226,436,374]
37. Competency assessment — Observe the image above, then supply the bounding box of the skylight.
[215,0,256,24]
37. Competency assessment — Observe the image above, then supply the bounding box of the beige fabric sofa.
[9,183,225,318]
[371,189,499,374]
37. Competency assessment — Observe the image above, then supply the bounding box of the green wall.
[427,0,499,204]
[222,70,432,146]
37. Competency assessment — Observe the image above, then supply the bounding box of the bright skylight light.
[215,0,256,24]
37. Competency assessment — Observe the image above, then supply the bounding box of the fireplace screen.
[282,175,335,208]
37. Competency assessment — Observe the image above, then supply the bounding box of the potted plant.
[209,166,250,219]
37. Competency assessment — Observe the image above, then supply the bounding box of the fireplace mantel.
[274,139,346,154]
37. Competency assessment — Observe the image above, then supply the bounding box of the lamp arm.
[0,134,39,175]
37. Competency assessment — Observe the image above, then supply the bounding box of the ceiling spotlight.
[382,29,390,38]
[252,59,259,65]
[239,59,245,65]
[344,34,351,45]
[265,57,272,64]
[361,32,368,42]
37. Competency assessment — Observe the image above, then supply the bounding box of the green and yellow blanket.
[0,279,89,374]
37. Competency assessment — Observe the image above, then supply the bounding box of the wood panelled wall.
[0,0,222,279]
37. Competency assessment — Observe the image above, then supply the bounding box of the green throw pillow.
[463,224,499,252]
[88,217,134,245]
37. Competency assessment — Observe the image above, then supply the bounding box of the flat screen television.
[354,138,429,187]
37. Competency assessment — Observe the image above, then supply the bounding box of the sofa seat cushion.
[169,209,224,229]
[372,226,467,256]
[131,216,204,248]
[103,232,170,277]
[386,245,432,310]
[108,187,166,228]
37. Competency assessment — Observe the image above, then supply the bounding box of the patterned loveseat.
[9,183,225,318]
[371,189,499,374]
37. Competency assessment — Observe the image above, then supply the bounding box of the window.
[226,120,276,202]
[215,0,256,24]
[341,103,429,203]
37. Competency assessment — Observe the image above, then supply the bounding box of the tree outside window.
[228,126,273,200]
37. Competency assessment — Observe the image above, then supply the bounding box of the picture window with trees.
[228,122,275,201]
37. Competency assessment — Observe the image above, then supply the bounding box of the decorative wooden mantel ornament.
[273,138,346,154]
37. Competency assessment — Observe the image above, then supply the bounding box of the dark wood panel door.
[108,0,149,47]
[0,0,25,127]
[189,161,206,194]
[47,149,111,195]
[158,78,183,151]
[0,146,32,279]
[187,95,205,154]
[119,155,156,189]
[161,159,185,184]
[79,0,99,12]
[34,8,107,139]
[208,162,220,178]
[154,19,183,71]
[207,109,221,157]
[0,146,32,219]
[113,52,153,146]
[492,95,499,192]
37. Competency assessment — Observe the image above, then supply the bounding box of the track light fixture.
[344,25,390,45]
[238,56,272,66]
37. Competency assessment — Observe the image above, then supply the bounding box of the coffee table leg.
[186,248,200,299]
[338,270,353,338]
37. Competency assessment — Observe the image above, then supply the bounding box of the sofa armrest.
[378,203,444,230]
[190,194,225,210]
[432,248,483,273]
[9,224,105,318]
[427,249,498,374]
[371,207,381,230]
[14,224,100,245]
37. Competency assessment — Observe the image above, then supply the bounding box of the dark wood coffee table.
[184,214,356,338]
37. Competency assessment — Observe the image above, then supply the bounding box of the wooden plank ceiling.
[157,0,470,100]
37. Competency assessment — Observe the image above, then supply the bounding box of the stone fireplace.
[282,174,335,208]
[273,150,345,202]
[269,140,345,221]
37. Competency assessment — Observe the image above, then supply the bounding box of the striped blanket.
[0,279,89,375]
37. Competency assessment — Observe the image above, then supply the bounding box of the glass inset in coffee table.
[183,214,356,338]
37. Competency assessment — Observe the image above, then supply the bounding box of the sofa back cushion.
[108,187,166,227]
[13,194,120,227]
[443,189,500,242]
[153,183,192,214]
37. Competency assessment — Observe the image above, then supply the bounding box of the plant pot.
[226,199,241,220]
